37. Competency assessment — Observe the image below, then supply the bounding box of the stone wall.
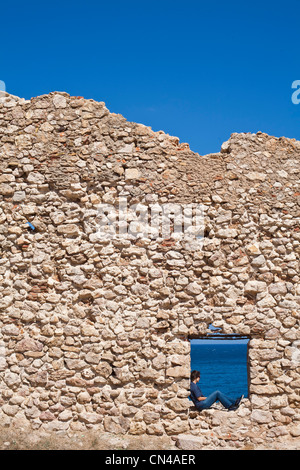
[0,91,299,448]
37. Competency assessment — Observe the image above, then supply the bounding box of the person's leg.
[214,390,235,409]
[197,390,235,410]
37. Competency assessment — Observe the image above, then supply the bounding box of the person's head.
[191,370,200,382]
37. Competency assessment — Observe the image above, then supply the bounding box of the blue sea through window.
[190,333,250,400]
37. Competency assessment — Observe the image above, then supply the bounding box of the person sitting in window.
[190,370,243,411]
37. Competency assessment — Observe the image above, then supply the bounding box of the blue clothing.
[197,390,235,410]
[190,382,204,408]
[190,382,235,410]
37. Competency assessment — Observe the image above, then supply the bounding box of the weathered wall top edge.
[2,90,300,160]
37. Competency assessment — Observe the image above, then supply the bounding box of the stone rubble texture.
[0,91,299,449]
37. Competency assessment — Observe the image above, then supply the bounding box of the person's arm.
[191,383,207,401]
[197,385,206,400]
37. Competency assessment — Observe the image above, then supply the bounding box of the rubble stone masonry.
[0,91,299,448]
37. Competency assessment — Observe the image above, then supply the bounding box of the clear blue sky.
[1,0,300,155]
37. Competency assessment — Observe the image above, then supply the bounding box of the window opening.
[190,331,250,400]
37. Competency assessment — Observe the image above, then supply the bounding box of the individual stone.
[245,243,261,255]
[57,224,80,237]
[96,362,112,378]
[185,282,202,295]
[251,410,272,424]
[43,421,69,432]
[0,184,14,197]
[269,282,287,295]
[80,323,98,336]
[58,409,73,421]
[216,228,238,238]
[28,371,48,386]
[246,172,266,181]
[39,411,55,422]
[265,328,280,339]
[12,191,26,202]
[139,368,157,380]
[40,122,54,132]
[244,281,267,295]
[4,372,21,388]
[2,405,19,417]
[50,212,65,225]
[251,384,278,395]
[1,324,20,336]
[15,338,43,352]
[125,168,140,180]
[176,434,204,450]
[77,391,91,404]
[118,143,135,154]
[216,211,232,224]
[0,296,14,309]
[220,140,230,153]
[26,172,45,184]
[290,425,300,437]
[251,255,266,267]
[270,396,288,408]
[103,416,130,434]
[163,418,189,434]
[256,294,276,308]
[53,94,67,108]
[15,134,31,149]
[166,366,190,378]
[79,412,102,425]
